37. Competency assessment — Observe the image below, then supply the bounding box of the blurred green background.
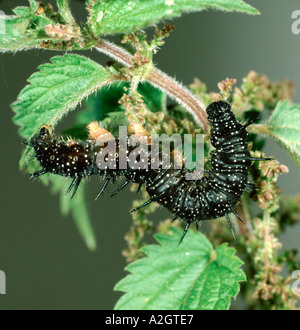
[0,0,299,309]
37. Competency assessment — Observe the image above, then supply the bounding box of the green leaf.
[266,101,300,167]
[0,17,43,53]
[12,54,110,140]
[0,1,53,52]
[88,0,259,37]
[114,227,245,310]
[0,0,84,53]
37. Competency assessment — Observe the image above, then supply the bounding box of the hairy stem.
[95,39,209,131]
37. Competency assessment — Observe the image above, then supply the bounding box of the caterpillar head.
[206,101,231,119]
[32,125,53,143]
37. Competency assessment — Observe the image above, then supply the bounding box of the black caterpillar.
[24,101,270,244]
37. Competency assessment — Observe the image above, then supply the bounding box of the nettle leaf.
[114,228,245,310]
[0,1,53,52]
[0,17,42,53]
[266,101,300,167]
[13,54,110,250]
[87,0,259,37]
[0,0,84,53]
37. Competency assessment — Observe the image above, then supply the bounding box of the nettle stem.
[95,39,209,132]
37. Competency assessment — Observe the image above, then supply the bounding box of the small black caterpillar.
[24,101,270,244]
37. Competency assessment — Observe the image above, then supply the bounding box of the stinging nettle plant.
[2,0,300,310]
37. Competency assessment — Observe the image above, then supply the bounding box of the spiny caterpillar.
[24,101,271,244]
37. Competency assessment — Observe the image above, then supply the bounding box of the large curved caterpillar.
[25,101,270,244]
